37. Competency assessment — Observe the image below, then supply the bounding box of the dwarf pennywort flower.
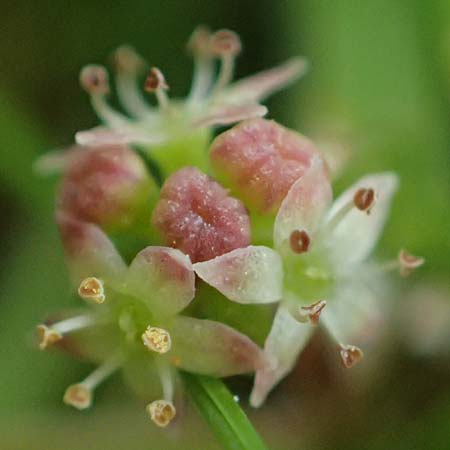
[197,121,424,407]
[67,27,307,175]
[38,213,267,426]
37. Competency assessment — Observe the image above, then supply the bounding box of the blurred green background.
[0,1,449,449]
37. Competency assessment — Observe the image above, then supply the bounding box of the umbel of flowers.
[36,26,423,427]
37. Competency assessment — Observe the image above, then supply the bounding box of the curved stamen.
[37,314,97,350]
[114,46,155,118]
[209,29,241,95]
[299,300,327,325]
[64,354,123,410]
[144,67,170,111]
[187,26,215,102]
[80,65,128,127]
[323,187,377,234]
[379,249,425,277]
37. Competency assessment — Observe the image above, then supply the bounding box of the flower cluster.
[36,27,423,427]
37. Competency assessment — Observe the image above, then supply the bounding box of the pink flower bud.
[210,119,327,214]
[58,145,155,230]
[151,167,250,263]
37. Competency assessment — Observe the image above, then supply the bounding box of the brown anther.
[353,188,375,212]
[339,344,364,368]
[146,400,176,427]
[63,383,92,410]
[187,25,211,55]
[144,68,168,92]
[398,249,425,277]
[114,46,145,73]
[79,65,110,95]
[37,324,62,350]
[142,326,172,354]
[289,229,311,254]
[209,29,241,56]
[300,300,327,325]
[78,277,105,304]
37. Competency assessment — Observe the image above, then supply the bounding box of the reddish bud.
[210,119,326,214]
[151,167,251,263]
[58,145,154,230]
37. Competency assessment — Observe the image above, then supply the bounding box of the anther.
[37,324,62,350]
[353,188,375,213]
[145,67,168,92]
[79,65,110,95]
[299,300,327,325]
[78,277,105,304]
[63,383,92,410]
[187,25,212,56]
[289,229,311,254]
[142,326,172,354]
[146,400,176,427]
[209,29,241,57]
[339,344,364,368]
[114,46,145,73]
[398,249,425,277]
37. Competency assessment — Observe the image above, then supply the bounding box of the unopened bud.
[58,145,155,231]
[142,326,172,354]
[210,119,325,214]
[79,65,110,95]
[339,344,364,368]
[37,324,62,350]
[146,400,176,427]
[78,277,105,304]
[63,383,92,410]
[151,167,250,263]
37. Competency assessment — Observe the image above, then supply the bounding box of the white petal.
[126,246,195,317]
[325,172,398,266]
[192,103,267,129]
[321,280,382,346]
[274,155,331,251]
[224,58,309,103]
[193,246,283,304]
[250,304,314,407]
[75,126,166,146]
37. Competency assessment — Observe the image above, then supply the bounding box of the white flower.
[73,27,308,149]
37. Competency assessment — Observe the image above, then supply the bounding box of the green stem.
[182,373,268,450]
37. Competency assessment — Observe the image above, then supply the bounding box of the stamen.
[353,188,375,213]
[63,354,123,410]
[114,46,154,118]
[324,187,377,233]
[210,29,241,94]
[398,249,425,277]
[378,249,425,276]
[299,300,327,325]
[187,26,215,102]
[79,65,128,127]
[289,229,311,254]
[339,344,364,368]
[142,326,172,354]
[78,277,105,304]
[37,314,96,350]
[146,400,176,427]
[144,68,170,111]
